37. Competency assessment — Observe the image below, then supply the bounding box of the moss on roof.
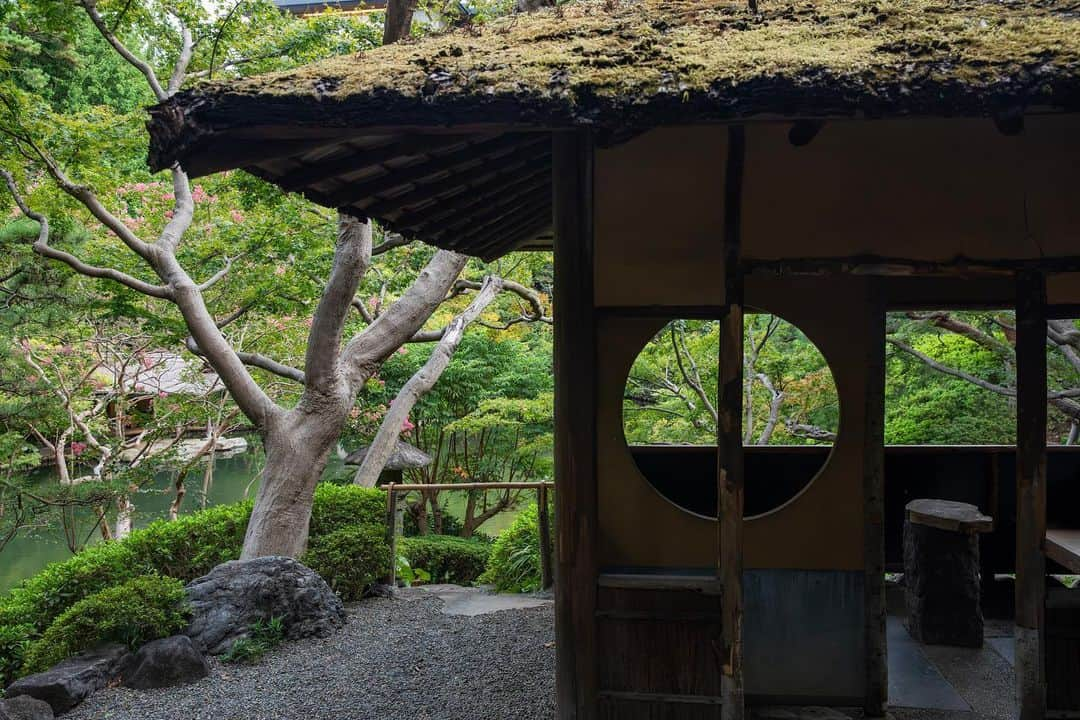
[149,0,1080,170]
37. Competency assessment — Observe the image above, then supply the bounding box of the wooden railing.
[382,481,554,590]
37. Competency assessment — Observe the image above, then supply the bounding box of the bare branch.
[197,255,235,292]
[1,170,172,299]
[889,338,1014,397]
[167,23,195,95]
[80,0,167,101]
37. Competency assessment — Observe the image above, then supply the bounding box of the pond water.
[0,447,520,593]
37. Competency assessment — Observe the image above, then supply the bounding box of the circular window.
[622,314,839,519]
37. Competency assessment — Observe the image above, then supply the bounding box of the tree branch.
[80,0,167,101]
[1,170,172,299]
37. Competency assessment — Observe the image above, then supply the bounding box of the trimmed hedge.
[400,535,491,585]
[302,524,391,601]
[0,483,387,685]
[21,575,189,675]
[480,504,545,593]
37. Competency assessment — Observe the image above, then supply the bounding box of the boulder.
[0,696,53,720]
[120,635,209,690]
[5,644,128,714]
[184,556,346,655]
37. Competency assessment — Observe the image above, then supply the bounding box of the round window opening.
[622,313,840,519]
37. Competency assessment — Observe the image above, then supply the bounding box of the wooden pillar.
[539,484,554,591]
[385,485,398,587]
[719,124,746,720]
[553,130,597,720]
[1016,271,1047,720]
[862,282,888,717]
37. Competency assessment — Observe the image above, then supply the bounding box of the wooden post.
[385,484,398,588]
[862,281,888,717]
[1016,271,1048,720]
[539,484,554,591]
[719,124,746,720]
[553,130,597,720]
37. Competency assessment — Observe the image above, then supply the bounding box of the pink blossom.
[70,441,87,456]
[133,182,148,192]
[349,407,360,419]
[192,186,209,203]
[396,347,408,355]
[161,192,175,201]
[304,317,314,328]
[274,265,286,277]
[164,210,174,219]
[141,356,154,369]
[158,391,168,398]
[230,210,245,223]
[27,375,38,384]
[401,417,415,433]
[59,345,74,355]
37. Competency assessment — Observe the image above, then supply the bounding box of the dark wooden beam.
[325,134,543,207]
[747,256,1080,277]
[395,170,550,231]
[276,135,473,191]
[719,124,746,720]
[863,280,888,718]
[438,184,550,239]
[184,135,360,177]
[475,215,551,261]
[553,130,597,720]
[466,207,549,257]
[443,197,550,250]
[357,146,550,218]
[1016,270,1048,720]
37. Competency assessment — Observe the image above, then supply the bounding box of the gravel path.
[67,594,556,720]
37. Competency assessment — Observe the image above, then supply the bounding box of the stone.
[119,635,209,690]
[5,644,129,714]
[184,556,346,655]
[0,696,54,720]
[904,510,984,647]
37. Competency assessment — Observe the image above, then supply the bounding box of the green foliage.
[0,500,252,640]
[400,535,491,585]
[21,575,188,675]
[302,524,390,601]
[394,554,431,588]
[481,504,544,593]
[0,622,33,687]
[309,483,386,538]
[221,616,285,664]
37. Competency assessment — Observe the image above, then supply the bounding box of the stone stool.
[903,498,993,648]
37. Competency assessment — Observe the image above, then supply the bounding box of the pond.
[0,447,521,593]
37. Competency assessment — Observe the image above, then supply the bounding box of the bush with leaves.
[221,616,285,664]
[400,535,490,585]
[308,484,386,538]
[302,524,390,601]
[20,575,188,675]
[481,504,546,593]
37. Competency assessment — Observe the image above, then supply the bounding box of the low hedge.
[480,504,545,593]
[21,575,189,675]
[0,484,387,684]
[302,524,391,601]
[400,535,491,585]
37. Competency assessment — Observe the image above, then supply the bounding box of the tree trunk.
[241,412,341,559]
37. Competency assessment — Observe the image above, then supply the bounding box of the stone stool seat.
[903,499,993,648]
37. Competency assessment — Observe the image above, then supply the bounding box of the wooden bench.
[1046,528,1080,574]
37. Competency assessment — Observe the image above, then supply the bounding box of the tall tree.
[1,0,545,558]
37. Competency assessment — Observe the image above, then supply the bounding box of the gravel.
[66,594,555,720]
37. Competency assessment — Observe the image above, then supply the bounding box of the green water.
[0,449,521,593]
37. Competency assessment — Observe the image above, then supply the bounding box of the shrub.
[481,505,546,593]
[0,623,34,687]
[309,484,386,539]
[123,499,252,581]
[21,575,189,675]
[400,535,491,585]
[301,524,390,601]
[403,509,465,538]
[0,500,252,638]
[222,616,285,664]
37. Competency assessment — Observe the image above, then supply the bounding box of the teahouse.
[146,1,1080,718]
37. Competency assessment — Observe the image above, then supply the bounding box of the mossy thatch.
[149,0,1080,170]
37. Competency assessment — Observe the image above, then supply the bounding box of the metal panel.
[743,569,865,703]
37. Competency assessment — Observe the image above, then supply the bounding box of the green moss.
[194,0,1080,105]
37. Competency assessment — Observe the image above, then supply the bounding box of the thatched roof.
[147,0,1080,257]
[343,440,432,469]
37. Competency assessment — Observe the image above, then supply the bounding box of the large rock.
[0,696,53,720]
[120,635,209,690]
[184,556,346,655]
[5,644,128,714]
